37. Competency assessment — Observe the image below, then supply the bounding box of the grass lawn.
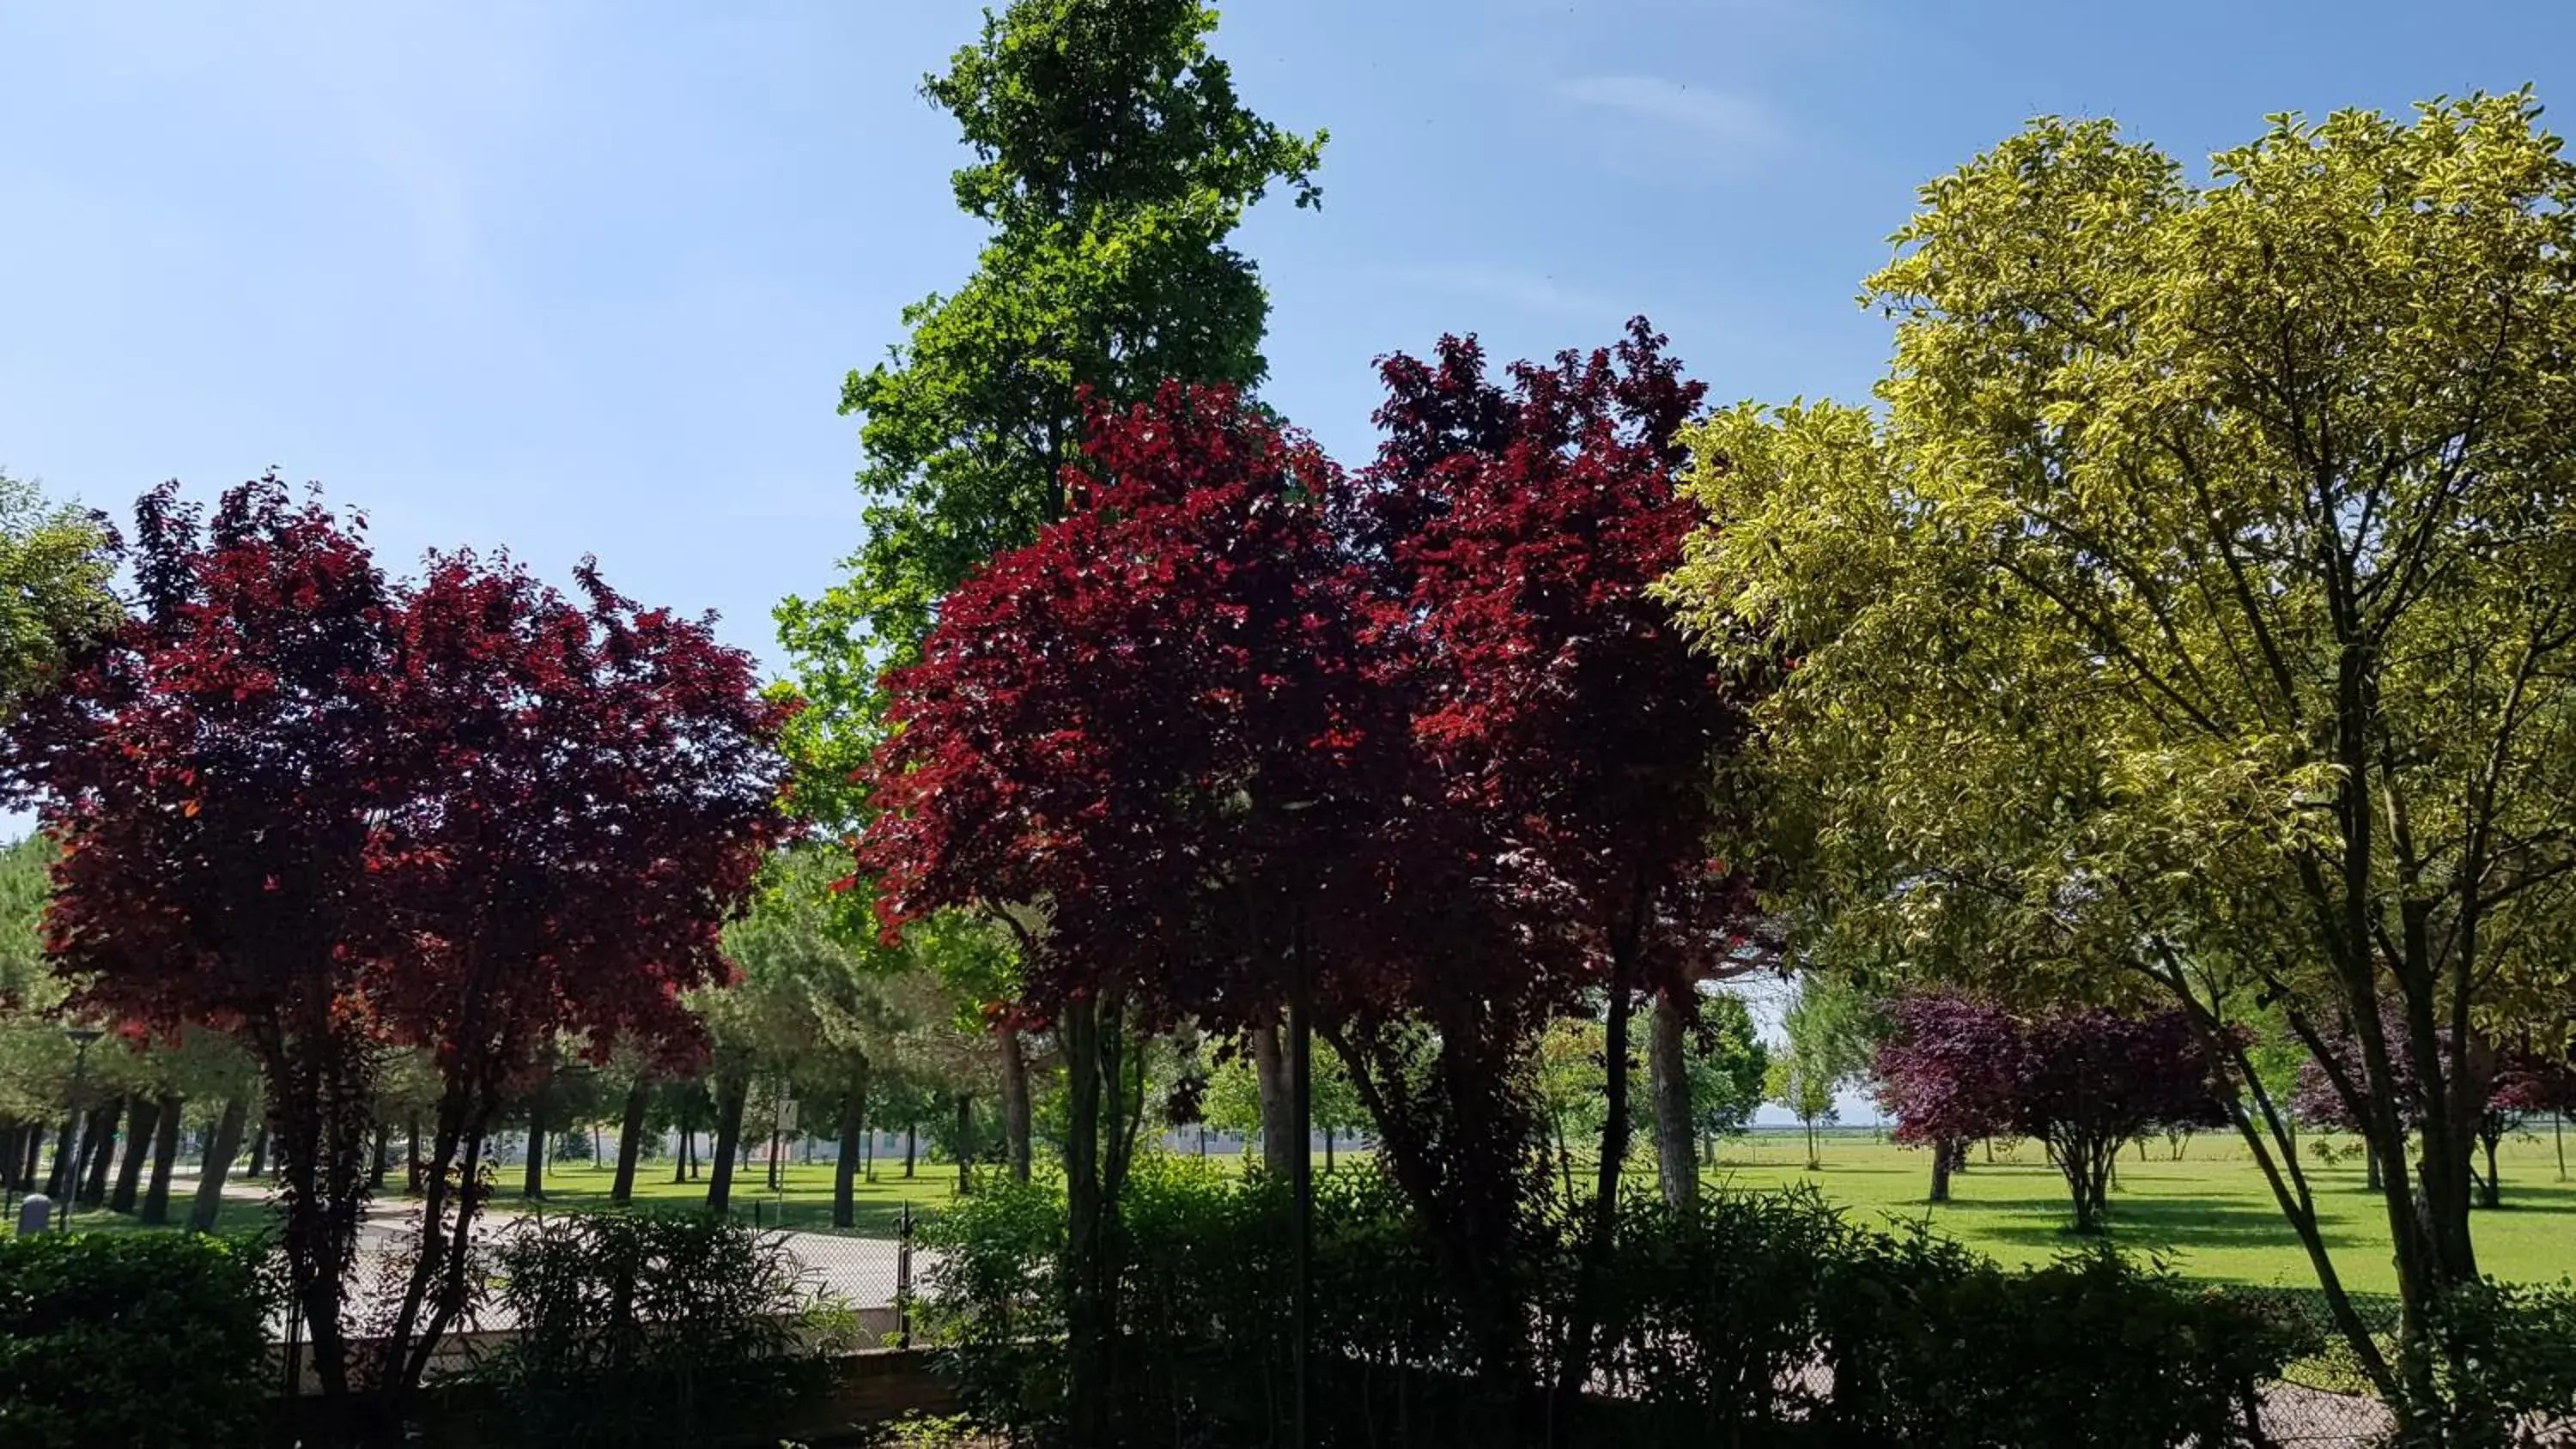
[2,1191,276,1240]
[1704,1128,2576,1294]
[22,1126,2571,1298]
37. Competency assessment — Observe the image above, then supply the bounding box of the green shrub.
[0,1230,270,1449]
[2403,1277,2576,1444]
[1586,1185,1853,1432]
[465,1209,848,1448]
[1818,1231,2307,1448]
[908,1171,1069,1433]
[915,1156,2307,1448]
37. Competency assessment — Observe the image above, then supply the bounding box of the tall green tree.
[1684,992,1772,1143]
[775,0,1326,816]
[1662,93,2576,1426]
[775,3,1323,1228]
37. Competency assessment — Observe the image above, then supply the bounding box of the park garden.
[4,1,2576,1446]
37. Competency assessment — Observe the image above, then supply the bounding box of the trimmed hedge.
[914,1159,2310,1448]
[0,1230,270,1449]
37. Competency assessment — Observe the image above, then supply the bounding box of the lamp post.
[58,1026,103,1230]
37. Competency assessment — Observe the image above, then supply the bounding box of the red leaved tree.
[1876,992,2229,1233]
[1356,318,1769,1392]
[860,384,1398,1444]
[1873,991,2021,1203]
[362,552,794,1388]
[3,477,791,1412]
[5,478,407,1397]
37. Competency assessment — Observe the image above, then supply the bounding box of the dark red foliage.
[1874,993,2022,1152]
[5,481,406,1393]
[2,475,793,1398]
[858,321,1769,1398]
[380,553,791,1070]
[2289,1009,2426,1133]
[2491,1048,2576,1119]
[1358,317,1762,997]
[1876,993,2230,1232]
[860,382,1397,1027]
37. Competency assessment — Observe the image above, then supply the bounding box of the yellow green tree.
[0,471,119,717]
[1661,92,2576,1425]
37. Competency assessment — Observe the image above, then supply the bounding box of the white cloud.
[1552,74,1783,154]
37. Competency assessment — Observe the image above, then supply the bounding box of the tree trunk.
[611,1079,650,1205]
[953,1094,974,1197]
[1560,966,1638,1404]
[44,1110,76,1198]
[1555,1115,1577,1206]
[406,1114,423,1195]
[1648,989,1698,1210]
[368,1122,390,1191]
[78,1101,120,1206]
[705,1072,748,1216]
[1929,1138,1955,1203]
[766,1096,785,1193]
[109,1096,157,1214]
[999,1023,1033,1184]
[1252,1017,1294,1179]
[521,1085,548,1200]
[247,1123,268,1179]
[1062,995,1108,1448]
[189,1096,249,1234]
[833,1073,868,1230]
[140,1095,185,1225]
[673,1125,690,1185]
[2366,1138,2384,1194]
[903,1124,917,1178]
[2480,1123,2502,1210]
[1324,1127,1335,1173]
[0,1125,19,1192]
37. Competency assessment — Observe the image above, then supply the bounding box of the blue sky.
[9,0,2568,675]
[4,0,2569,1112]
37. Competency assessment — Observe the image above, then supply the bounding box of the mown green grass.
[3,1191,275,1240]
[1704,1128,2576,1294]
[28,1125,2573,1297]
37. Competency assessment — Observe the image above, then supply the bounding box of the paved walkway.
[170,1173,923,1331]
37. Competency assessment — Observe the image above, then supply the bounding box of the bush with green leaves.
[1816,1228,2306,1448]
[0,1231,270,1449]
[465,1210,854,1447]
[909,1172,1069,1432]
[914,1155,2308,1447]
[2402,1277,2576,1444]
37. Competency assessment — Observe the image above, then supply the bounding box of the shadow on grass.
[1964,1195,2372,1258]
[2480,1179,2576,1210]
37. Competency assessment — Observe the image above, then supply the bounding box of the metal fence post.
[896,1202,914,1349]
[282,1300,302,1399]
